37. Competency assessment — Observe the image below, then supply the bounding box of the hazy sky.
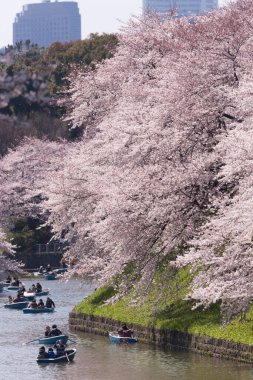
[1,0,229,48]
[0,0,143,47]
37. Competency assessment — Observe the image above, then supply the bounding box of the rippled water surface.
[1,278,253,380]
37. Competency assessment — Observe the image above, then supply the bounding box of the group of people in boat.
[45,324,62,337]
[28,297,55,309]
[7,281,44,304]
[38,325,65,359]
[38,339,66,359]
[27,282,42,294]
[39,264,53,274]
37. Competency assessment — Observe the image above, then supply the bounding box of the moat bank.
[69,312,253,364]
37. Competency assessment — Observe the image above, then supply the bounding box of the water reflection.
[0,279,253,380]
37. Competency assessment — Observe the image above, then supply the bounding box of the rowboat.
[108,332,137,344]
[24,289,50,300]
[2,282,11,287]
[23,307,55,314]
[38,334,69,345]
[4,301,29,309]
[37,348,76,363]
[7,286,20,291]
[43,273,59,280]
[56,268,68,274]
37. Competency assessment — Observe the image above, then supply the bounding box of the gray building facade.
[13,0,81,48]
[143,0,218,17]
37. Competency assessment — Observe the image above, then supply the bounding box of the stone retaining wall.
[69,311,253,363]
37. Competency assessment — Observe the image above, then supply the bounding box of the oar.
[65,352,70,363]
[22,338,39,345]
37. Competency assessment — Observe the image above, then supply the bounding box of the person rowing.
[53,339,65,357]
[49,324,62,337]
[45,297,55,308]
[36,282,42,293]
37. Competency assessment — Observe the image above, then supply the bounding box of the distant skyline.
[1,0,229,48]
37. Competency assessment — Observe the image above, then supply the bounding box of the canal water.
[0,278,253,380]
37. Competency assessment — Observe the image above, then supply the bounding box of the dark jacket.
[45,298,55,308]
[49,328,62,337]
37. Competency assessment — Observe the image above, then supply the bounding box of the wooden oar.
[65,352,70,362]
[22,338,39,345]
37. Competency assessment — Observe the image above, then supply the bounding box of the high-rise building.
[143,0,218,17]
[13,0,81,48]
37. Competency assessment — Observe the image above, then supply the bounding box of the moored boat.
[38,334,68,345]
[4,301,29,309]
[36,348,76,363]
[108,332,137,344]
[23,307,55,314]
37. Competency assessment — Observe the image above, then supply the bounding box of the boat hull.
[109,332,137,344]
[37,348,76,363]
[23,307,55,314]
[4,301,29,309]
[38,335,69,345]
[7,286,20,291]
[24,289,49,300]
[43,274,58,280]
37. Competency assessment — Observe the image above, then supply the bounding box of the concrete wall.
[69,312,253,363]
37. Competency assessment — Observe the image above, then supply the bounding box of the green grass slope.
[74,267,253,346]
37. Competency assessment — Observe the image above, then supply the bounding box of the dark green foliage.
[0,33,118,156]
[8,217,52,254]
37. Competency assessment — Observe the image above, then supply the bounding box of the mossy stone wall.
[69,311,253,363]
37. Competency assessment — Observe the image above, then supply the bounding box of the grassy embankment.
[74,264,253,346]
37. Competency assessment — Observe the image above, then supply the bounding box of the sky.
[0,0,143,47]
[0,0,229,48]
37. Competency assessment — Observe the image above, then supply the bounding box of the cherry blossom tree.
[3,0,253,317]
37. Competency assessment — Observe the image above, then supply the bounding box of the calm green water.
[0,278,253,380]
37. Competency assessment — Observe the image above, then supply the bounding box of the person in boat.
[13,293,25,303]
[46,264,52,273]
[28,299,38,309]
[8,295,13,304]
[6,275,12,284]
[19,283,26,293]
[29,284,36,293]
[37,299,45,308]
[37,346,48,359]
[45,297,55,308]
[49,324,62,337]
[54,340,65,357]
[118,324,133,338]
[17,289,24,297]
[47,347,55,358]
[45,326,51,337]
[36,283,42,293]
[60,257,68,269]
[39,266,44,274]
[11,278,18,286]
